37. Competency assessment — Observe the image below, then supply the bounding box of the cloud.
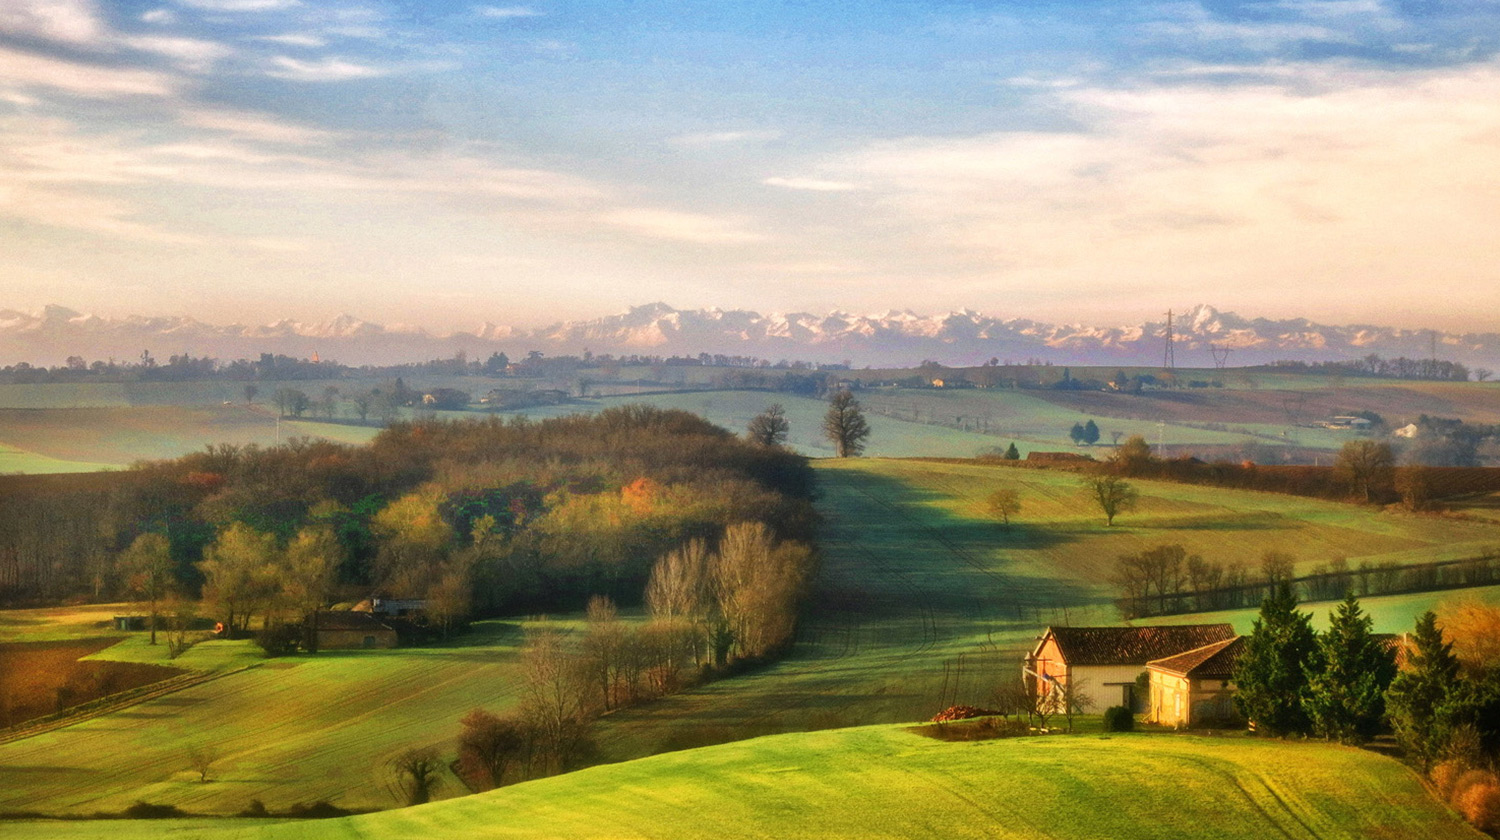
[264,55,389,81]
[602,208,766,245]
[122,35,234,71]
[0,0,107,45]
[668,130,783,148]
[831,60,1500,311]
[172,0,300,11]
[763,176,861,192]
[253,33,326,48]
[180,108,333,145]
[476,5,543,18]
[140,8,177,25]
[0,46,179,97]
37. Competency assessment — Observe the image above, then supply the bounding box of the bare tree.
[645,539,711,621]
[456,709,527,791]
[823,390,871,458]
[389,747,444,806]
[519,624,592,775]
[746,403,790,447]
[581,596,627,710]
[1334,439,1395,503]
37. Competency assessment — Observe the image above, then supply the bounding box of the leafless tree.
[1083,474,1138,526]
[389,747,444,806]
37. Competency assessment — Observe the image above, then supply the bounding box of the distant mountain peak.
[0,302,1496,370]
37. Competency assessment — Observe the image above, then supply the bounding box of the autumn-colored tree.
[986,488,1022,527]
[198,522,280,635]
[371,491,453,597]
[280,523,341,652]
[582,595,628,709]
[457,708,528,791]
[119,532,173,645]
[1110,435,1154,475]
[1442,600,1500,674]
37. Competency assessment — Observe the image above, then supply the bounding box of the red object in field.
[214,622,226,636]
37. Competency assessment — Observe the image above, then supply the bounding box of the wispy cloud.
[173,0,300,11]
[264,55,389,81]
[0,46,179,97]
[252,33,326,48]
[763,176,861,192]
[180,108,333,145]
[122,35,234,71]
[476,5,543,19]
[602,208,765,245]
[669,129,783,148]
[140,8,177,25]
[0,0,107,46]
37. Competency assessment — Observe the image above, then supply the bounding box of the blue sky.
[1,0,1497,332]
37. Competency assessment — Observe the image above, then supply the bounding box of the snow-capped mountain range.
[2,303,1496,370]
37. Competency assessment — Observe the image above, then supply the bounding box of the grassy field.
[1,726,1480,839]
[0,620,530,816]
[592,458,1500,762]
[0,406,378,470]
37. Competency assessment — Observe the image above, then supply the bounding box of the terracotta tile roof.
[1046,624,1236,666]
[1147,636,1245,678]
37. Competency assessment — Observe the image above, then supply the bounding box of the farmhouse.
[1145,636,1245,727]
[1024,624,1236,713]
[315,611,398,650]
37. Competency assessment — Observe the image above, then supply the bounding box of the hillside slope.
[3,726,1479,839]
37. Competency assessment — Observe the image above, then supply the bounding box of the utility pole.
[1163,309,1176,371]
[1210,345,1232,369]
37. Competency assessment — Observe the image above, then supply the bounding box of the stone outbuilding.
[314,611,398,650]
[1145,636,1246,728]
[1025,624,1237,714]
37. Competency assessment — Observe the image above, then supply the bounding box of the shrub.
[1456,780,1500,833]
[1103,706,1134,732]
[1431,760,1467,802]
[122,801,185,819]
[255,623,302,657]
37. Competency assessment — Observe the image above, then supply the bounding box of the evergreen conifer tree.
[1234,582,1320,736]
[1069,422,1085,445]
[1386,611,1462,768]
[1004,442,1020,460]
[1304,594,1396,744]
[1083,420,1100,445]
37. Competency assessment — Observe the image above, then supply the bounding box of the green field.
[0,406,378,470]
[2,726,1478,839]
[0,621,528,815]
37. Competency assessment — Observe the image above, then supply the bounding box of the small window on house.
[363,635,376,648]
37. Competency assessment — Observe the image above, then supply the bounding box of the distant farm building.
[1025,624,1236,714]
[315,612,398,650]
[1145,636,1245,727]
[481,389,570,409]
[1317,416,1374,431]
[354,597,427,617]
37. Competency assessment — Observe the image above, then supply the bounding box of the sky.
[1,0,1498,334]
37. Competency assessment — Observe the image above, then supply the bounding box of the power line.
[1210,344,1232,369]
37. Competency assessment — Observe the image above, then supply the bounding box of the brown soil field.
[0,638,183,728]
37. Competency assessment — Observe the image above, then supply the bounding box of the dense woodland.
[0,408,818,644]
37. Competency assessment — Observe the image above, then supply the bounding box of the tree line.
[0,407,818,629]
[452,522,813,792]
[1112,545,1500,619]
